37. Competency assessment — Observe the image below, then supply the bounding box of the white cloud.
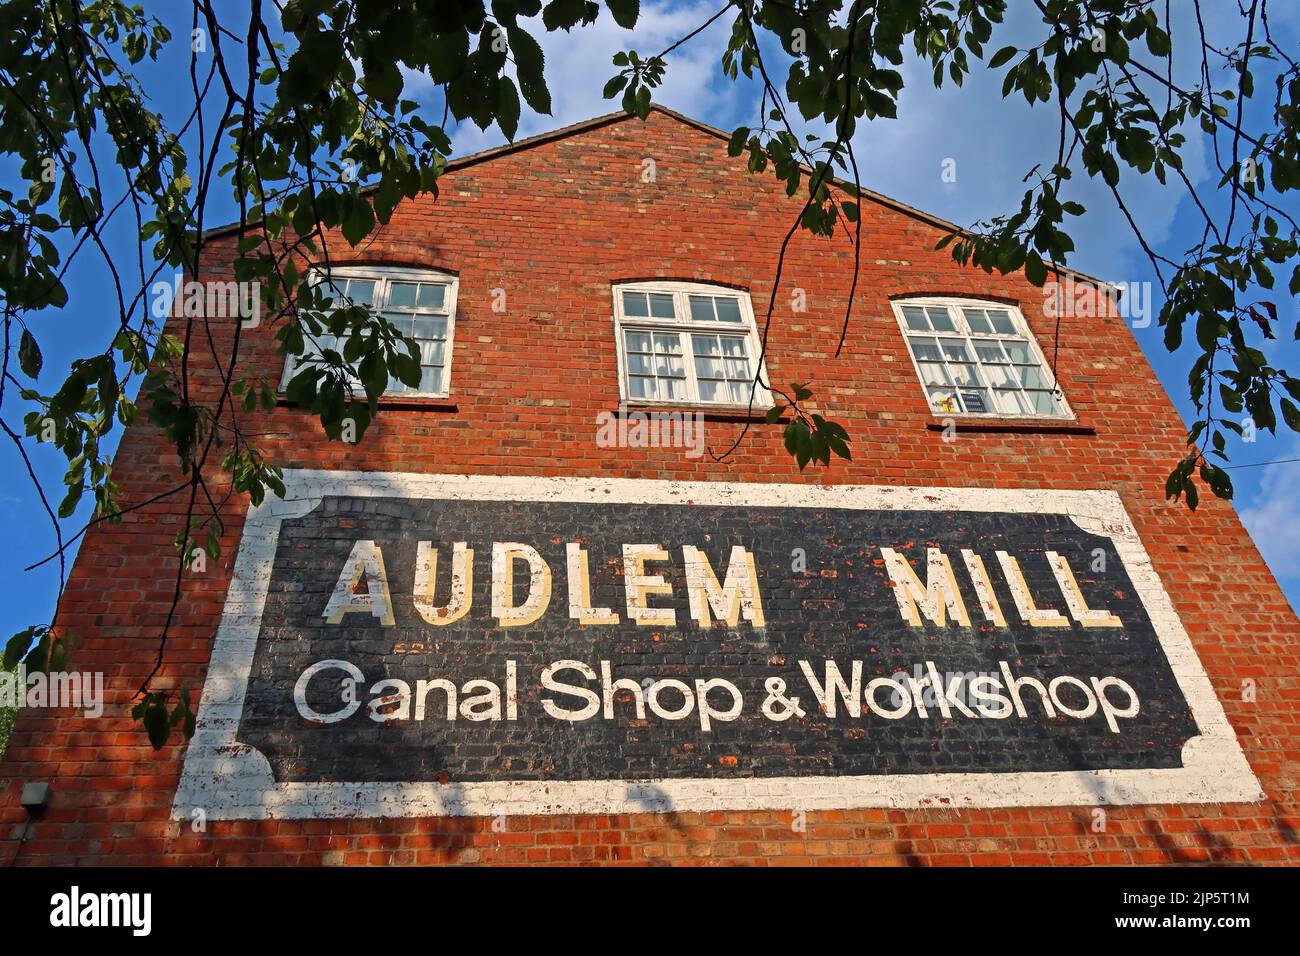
[1239,439,1300,591]
[416,2,742,158]
[829,2,1218,284]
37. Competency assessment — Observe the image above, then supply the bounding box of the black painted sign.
[237,492,1199,784]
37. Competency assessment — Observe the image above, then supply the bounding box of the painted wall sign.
[174,471,1261,819]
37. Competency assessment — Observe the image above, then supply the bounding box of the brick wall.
[2,109,1296,865]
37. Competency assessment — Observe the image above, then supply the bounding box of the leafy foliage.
[0,663,16,760]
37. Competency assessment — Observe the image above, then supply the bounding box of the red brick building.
[2,107,1296,866]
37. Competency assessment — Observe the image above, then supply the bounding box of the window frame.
[611,280,773,409]
[279,264,460,400]
[890,296,1073,420]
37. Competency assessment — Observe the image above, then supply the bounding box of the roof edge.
[199,104,1114,291]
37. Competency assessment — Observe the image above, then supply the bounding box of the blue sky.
[2,0,1297,644]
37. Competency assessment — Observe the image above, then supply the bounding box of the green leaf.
[3,629,37,670]
[1282,398,1300,433]
[1111,34,1129,66]
[341,197,376,246]
[603,74,628,99]
[135,694,171,750]
[988,46,1018,68]
[508,25,551,114]
[782,420,801,455]
[1146,27,1170,57]
[497,76,521,140]
[726,126,749,157]
[606,0,639,29]
[1024,251,1047,286]
[543,0,588,31]
[57,482,84,519]
[18,329,42,378]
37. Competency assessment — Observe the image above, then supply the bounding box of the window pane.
[345,279,375,306]
[987,309,1016,334]
[690,334,721,356]
[661,377,686,400]
[724,358,750,380]
[388,282,418,308]
[909,338,942,362]
[412,315,447,340]
[918,362,951,386]
[654,332,683,355]
[688,295,715,322]
[993,389,1028,414]
[649,293,675,318]
[623,292,650,317]
[962,308,993,334]
[929,389,961,414]
[418,367,443,393]
[902,306,930,331]
[939,339,971,361]
[312,333,338,358]
[628,375,656,399]
[1027,390,1059,415]
[959,389,990,413]
[719,336,747,357]
[698,379,720,402]
[626,352,652,374]
[949,363,981,387]
[1016,365,1048,388]
[979,363,1016,387]
[713,297,743,323]
[420,341,446,366]
[383,312,414,336]
[1002,340,1032,363]
[319,279,348,305]
[624,330,652,352]
[926,307,956,332]
[974,342,1005,363]
[728,381,751,403]
[656,354,686,378]
[695,355,724,379]
[416,284,446,310]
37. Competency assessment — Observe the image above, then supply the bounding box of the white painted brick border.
[172,470,1263,820]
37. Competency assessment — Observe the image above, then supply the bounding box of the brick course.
[2,108,1296,865]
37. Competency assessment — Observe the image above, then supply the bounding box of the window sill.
[618,402,786,424]
[925,417,1095,435]
[276,396,459,413]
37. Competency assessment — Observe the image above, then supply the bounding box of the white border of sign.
[172,470,1263,820]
